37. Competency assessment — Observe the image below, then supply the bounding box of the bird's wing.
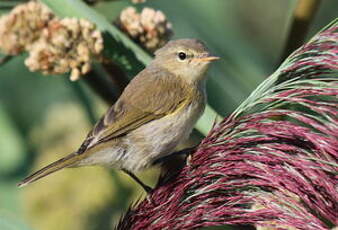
[79,68,190,153]
[17,69,192,187]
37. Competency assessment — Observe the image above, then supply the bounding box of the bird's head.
[151,39,219,84]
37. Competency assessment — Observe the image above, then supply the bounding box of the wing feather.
[78,67,190,153]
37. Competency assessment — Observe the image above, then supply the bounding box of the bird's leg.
[122,169,153,193]
[153,146,197,165]
[122,146,197,194]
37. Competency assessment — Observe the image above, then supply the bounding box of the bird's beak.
[195,53,220,62]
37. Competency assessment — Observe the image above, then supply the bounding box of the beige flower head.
[117,7,173,53]
[0,1,55,55]
[25,18,104,81]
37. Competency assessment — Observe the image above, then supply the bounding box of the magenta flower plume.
[117,19,338,230]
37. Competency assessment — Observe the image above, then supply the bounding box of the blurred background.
[0,0,337,229]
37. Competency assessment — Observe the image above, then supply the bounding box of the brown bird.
[18,39,219,192]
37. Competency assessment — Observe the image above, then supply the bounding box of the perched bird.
[18,39,219,192]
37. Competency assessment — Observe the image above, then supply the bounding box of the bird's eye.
[178,52,187,61]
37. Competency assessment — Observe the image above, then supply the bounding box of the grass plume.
[117,19,338,230]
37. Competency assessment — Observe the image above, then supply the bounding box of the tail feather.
[17,153,79,188]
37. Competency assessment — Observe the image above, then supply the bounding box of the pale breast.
[121,91,206,172]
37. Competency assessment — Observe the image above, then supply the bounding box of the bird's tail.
[17,152,79,188]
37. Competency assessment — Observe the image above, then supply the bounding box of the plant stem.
[70,79,98,125]
[279,0,322,63]
[83,68,119,105]
[0,55,13,66]
[101,59,129,96]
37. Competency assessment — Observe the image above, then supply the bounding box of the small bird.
[18,39,218,192]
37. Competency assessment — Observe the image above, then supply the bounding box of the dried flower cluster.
[116,7,172,52]
[0,1,103,81]
[0,1,54,55]
[25,18,103,81]
[117,21,338,230]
